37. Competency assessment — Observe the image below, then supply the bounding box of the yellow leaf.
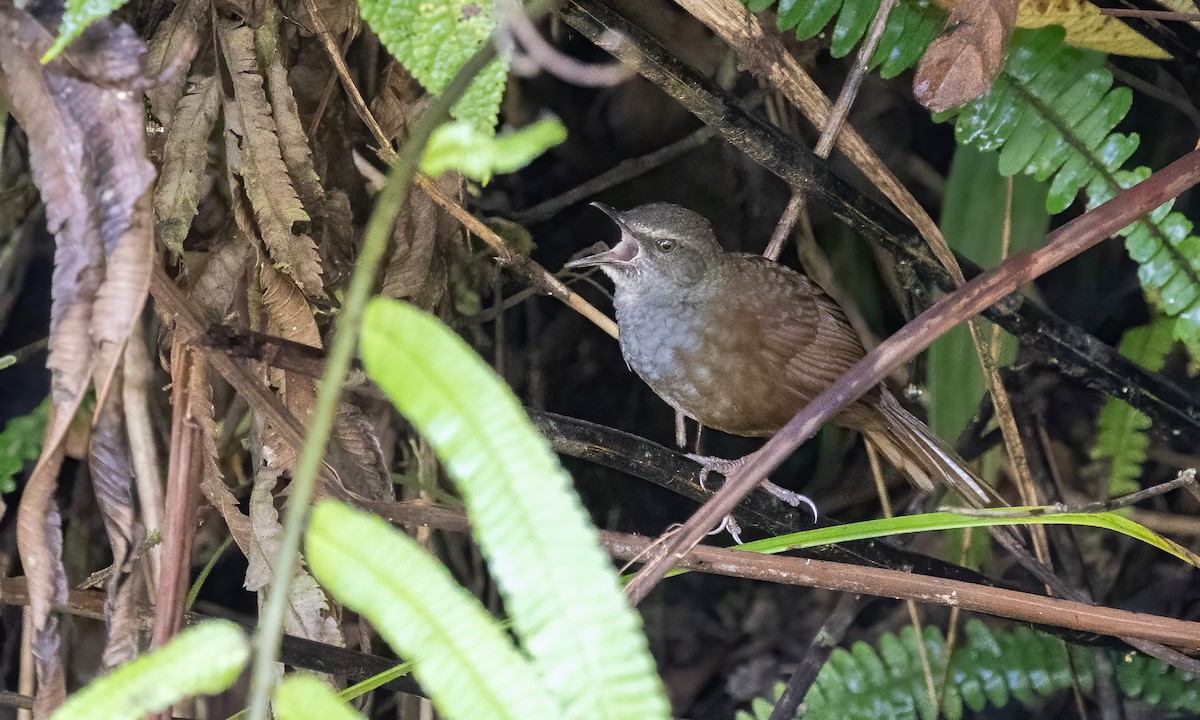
[936,0,1196,58]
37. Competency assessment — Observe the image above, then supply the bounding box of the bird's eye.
[655,238,677,253]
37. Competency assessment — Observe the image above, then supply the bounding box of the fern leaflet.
[1092,318,1177,495]
[739,619,1200,719]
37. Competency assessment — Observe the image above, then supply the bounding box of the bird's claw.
[686,453,818,524]
[708,515,743,544]
[762,483,819,524]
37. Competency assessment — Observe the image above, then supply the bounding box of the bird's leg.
[686,453,819,523]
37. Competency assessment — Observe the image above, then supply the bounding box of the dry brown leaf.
[381,181,455,310]
[0,10,154,711]
[156,74,221,256]
[315,188,355,287]
[191,233,253,322]
[268,58,325,217]
[246,416,343,649]
[371,60,424,142]
[328,403,393,502]
[145,0,209,125]
[914,0,1020,113]
[90,188,155,407]
[219,21,325,298]
[88,392,141,669]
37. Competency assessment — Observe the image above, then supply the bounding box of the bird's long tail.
[862,394,1004,508]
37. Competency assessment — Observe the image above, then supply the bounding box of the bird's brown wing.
[707,254,873,434]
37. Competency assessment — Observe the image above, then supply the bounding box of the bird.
[565,202,999,518]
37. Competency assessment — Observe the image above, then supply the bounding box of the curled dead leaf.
[915,0,1020,112]
[219,21,325,298]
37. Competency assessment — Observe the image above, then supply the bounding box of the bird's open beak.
[564,203,642,269]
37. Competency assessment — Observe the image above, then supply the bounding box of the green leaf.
[734,508,1200,567]
[0,396,49,493]
[359,298,671,720]
[1092,317,1177,496]
[306,501,560,720]
[421,117,567,183]
[928,146,1049,442]
[41,0,129,62]
[748,0,944,77]
[741,620,1134,720]
[51,621,248,720]
[357,0,508,132]
[944,26,1200,361]
[275,674,367,720]
[647,508,1200,587]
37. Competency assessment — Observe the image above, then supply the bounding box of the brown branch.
[0,578,424,697]
[150,342,204,652]
[621,148,1200,604]
[1099,8,1200,21]
[334,501,1200,650]
[599,535,1200,649]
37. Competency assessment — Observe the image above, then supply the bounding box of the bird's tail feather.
[864,397,1004,508]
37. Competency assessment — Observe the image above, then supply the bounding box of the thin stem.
[243,41,500,720]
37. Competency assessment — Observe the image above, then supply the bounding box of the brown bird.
[566,202,997,516]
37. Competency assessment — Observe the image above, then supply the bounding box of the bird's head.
[565,203,722,292]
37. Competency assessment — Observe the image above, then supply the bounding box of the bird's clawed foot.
[685,453,819,524]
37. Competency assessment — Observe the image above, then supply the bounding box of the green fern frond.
[942,26,1200,359]
[751,0,943,77]
[740,619,1200,720]
[1092,318,1177,496]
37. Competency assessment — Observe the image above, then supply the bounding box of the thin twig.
[763,0,896,261]
[505,0,636,87]
[1099,8,1200,20]
[513,126,718,223]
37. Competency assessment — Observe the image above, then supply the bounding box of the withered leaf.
[246,416,343,648]
[145,0,209,125]
[268,58,325,217]
[89,392,141,670]
[191,233,253,322]
[315,188,355,287]
[381,179,456,311]
[0,9,154,712]
[371,60,424,142]
[255,21,325,218]
[914,0,1019,113]
[328,403,393,502]
[218,21,325,298]
[259,259,322,349]
[156,74,221,257]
